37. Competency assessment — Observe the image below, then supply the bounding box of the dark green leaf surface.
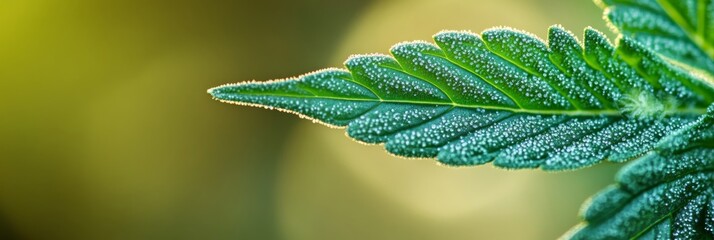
[566,106,714,239]
[598,0,714,74]
[209,26,713,171]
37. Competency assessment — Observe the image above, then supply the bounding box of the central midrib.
[235,92,709,117]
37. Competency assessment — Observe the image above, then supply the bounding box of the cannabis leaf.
[209,0,714,237]
[209,25,714,171]
[599,0,714,74]
[566,106,714,239]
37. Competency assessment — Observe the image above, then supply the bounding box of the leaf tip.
[207,82,240,101]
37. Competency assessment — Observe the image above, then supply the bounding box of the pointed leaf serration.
[566,106,714,239]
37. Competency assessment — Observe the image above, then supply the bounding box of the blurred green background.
[0,0,620,239]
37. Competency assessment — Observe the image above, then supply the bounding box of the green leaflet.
[598,0,714,74]
[209,25,714,171]
[566,106,714,239]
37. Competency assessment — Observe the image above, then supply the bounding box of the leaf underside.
[567,107,714,239]
[210,26,714,171]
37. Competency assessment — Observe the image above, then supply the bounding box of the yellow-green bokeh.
[0,0,618,239]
